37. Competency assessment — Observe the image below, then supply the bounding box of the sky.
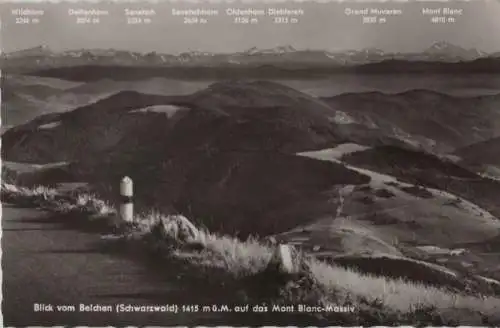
[1,0,499,54]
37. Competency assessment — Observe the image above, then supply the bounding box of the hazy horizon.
[4,41,500,56]
[1,1,500,54]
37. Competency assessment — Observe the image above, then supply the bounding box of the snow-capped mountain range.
[1,42,498,70]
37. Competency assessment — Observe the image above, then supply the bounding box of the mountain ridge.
[453,137,500,167]
[2,42,499,74]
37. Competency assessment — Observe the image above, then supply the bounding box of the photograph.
[1,0,500,326]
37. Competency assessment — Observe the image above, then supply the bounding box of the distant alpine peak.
[245,46,259,55]
[62,48,117,57]
[245,45,298,55]
[26,45,49,51]
[361,47,386,55]
[428,41,456,51]
[179,50,214,57]
[341,48,386,56]
[424,41,486,59]
[275,45,297,53]
[426,41,481,54]
[6,45,53,58]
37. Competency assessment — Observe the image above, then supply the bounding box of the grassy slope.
[2,181,500,325]
[340,145,500,220]
[296,147,500,286]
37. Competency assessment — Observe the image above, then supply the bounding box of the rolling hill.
[1,82,372,237]
[323,91,500,153]
[452,137,500,180]
[3,80,500,293]
[1,74,211,127]
[454,137,500,166]
[340,145,500,219]
[1,75,83,126]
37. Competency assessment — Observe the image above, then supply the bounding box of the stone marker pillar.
[272,243,296,274]
[120,176,133,223]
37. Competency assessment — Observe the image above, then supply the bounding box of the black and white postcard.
[1,0,500,326]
